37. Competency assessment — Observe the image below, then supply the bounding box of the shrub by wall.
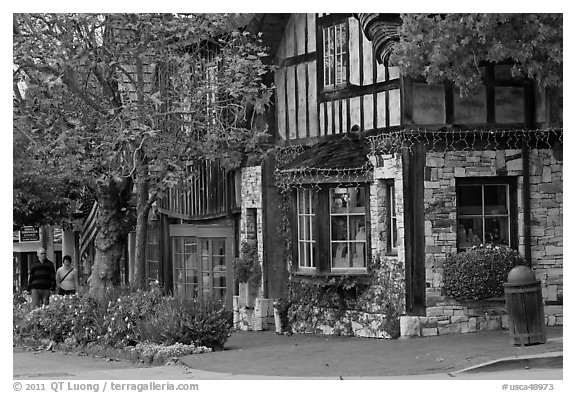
[443,245,527,301]
[13,288,233,352]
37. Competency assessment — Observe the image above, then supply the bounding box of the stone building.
[231,13,562,337]
[149,13,562,338]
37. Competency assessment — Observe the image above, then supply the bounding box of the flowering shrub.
[443,244,527,301]
[132,342,212,363]
[136,297,233,350]
[100,288,164,347]
[13,288,233,351]
[14,294,104,345]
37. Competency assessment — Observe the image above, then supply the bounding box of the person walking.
[28,247,56,307]
[56,255,79,295]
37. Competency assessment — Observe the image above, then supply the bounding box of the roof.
[279,134,372,173]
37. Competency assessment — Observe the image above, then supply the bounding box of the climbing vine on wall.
[286,256,406,339]
[271,145,406,339]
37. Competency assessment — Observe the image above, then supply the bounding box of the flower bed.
[13,288,233,365]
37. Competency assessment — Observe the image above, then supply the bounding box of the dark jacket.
[28,259,56,291]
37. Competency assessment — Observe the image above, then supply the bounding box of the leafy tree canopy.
[13,13,273,227]
[391,13,562,96]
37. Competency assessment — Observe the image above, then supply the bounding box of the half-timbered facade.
[236,13,562,337]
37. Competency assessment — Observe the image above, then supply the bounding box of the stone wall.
[422,149,562,326]
[527,149,563,326]
[235,166,274,331]
[240,166,264,296]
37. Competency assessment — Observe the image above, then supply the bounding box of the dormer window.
[322,22,347,89]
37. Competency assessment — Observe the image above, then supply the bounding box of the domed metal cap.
[507,265,536,283]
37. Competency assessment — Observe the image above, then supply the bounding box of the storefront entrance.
[169,223,234,307]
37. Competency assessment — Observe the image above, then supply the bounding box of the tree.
[13,13,273,293]
[390,14,562,96]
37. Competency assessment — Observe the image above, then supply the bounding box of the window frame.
[171,236,228,303]
[317,14,350,94]
[386,181,398,255]
[146,220,160,284]
[296,188,317,272]
[293,183,371,276]
[456,177,518,251]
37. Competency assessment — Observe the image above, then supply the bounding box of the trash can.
[504,265,547,346]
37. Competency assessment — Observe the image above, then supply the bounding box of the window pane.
[332,242,349,268]
[213,271,226,290]
[299,242,306,267]
[186,269,198,284]
[331,188,349,213]
[311,242,316,266]
[332,216,348,240]
[173,238,182,253]
[484,185,508,215]
[174,268,184,285]
[298,190,306,214]
[350,187,365,210]
[485,217,509,245]
[457,218,483,249]
[185,240,197,254]
[457,185,483,215]
[200,240,209,256]
[186,253,197,270]
[391,218,398,249]
[310,215,316,240]
[350,217,366,240]
[352,242,366,268]
[213,288,226,303]
[173,253,182,269]
[201,256,210,271]
[214,240,225,255]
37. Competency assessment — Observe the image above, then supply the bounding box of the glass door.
[173,237,227,303]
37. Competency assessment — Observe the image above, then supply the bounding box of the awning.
[275,134,373,190]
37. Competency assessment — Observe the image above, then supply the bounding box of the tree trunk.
[130,52,151,290]
[89,178,131,296]
[132,160,151,290]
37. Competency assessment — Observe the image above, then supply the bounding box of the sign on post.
[19,226,40,242]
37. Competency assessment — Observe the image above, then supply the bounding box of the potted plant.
[233,240,261,308]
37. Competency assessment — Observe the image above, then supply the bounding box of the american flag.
[79,198,99,257]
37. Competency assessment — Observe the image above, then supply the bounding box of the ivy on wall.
[272,144,405,338]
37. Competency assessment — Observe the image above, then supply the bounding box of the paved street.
[13,326,564,382]
[12,347,562,381]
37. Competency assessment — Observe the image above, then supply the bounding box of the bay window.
[295,184,369,275]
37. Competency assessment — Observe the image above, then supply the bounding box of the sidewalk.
[179,326,563,378]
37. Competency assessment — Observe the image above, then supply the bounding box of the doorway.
[169,223,234,307]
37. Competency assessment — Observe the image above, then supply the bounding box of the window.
[146,222,160,283]
[456,178,517,250]
[322,22,347,89]
[297,189,316,270]
[387,183,398,253]
[295,185,369,274]
[172,237,227,303]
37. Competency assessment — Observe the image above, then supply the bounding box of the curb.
[449,351,563,375]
